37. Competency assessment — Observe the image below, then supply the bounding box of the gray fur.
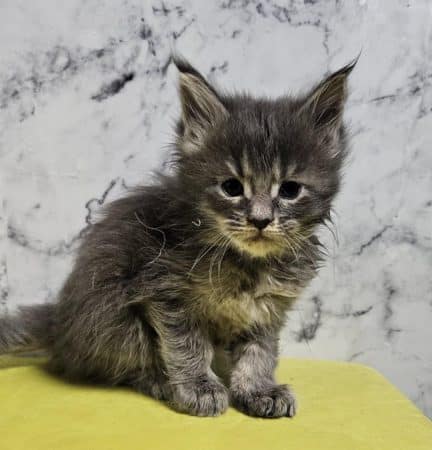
[0,56,354,417]
[0,304,54,354]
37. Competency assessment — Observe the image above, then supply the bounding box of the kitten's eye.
[279,181,302,200]
[221,178,244,197]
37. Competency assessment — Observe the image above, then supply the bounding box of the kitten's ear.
[302,60,356,134]
[174,56,228,153]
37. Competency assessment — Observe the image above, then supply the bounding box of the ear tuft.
[172,54,205,79]
[303,57,357,133]
[173,55,228,153]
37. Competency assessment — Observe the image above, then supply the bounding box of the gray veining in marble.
[1,0,431,417]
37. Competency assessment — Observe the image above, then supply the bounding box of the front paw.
[172,378,229,417]
[231,384,297,418]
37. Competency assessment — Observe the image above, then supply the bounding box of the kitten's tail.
[0,303,55,355]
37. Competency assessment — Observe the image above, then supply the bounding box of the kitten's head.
[173,57,355,258]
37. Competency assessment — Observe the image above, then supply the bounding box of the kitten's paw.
[172,378,229,417]
[231,384,297,418]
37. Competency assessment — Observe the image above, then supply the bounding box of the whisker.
[187,234,225,275]
[217,236,231,282]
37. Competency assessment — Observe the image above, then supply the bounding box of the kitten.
[0,56,354,417]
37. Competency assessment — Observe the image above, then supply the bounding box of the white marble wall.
[1,0,431,417]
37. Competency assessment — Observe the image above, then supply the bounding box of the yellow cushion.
[0,356,431,450]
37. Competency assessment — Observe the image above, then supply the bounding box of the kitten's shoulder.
[95,175,183,228]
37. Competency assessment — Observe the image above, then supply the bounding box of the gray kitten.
[0,56,354,417]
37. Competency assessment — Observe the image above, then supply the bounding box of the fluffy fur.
[0,56,355,417]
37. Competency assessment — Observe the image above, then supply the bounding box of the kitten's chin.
[231,235,284,258]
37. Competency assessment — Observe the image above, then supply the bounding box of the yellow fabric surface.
[0,357,431,450]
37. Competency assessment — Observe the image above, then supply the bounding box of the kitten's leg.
[212,345,233,387]
[229,333,297,418]
[152,308,228,416]
[125,346,171,401]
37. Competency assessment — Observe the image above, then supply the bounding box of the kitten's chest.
[191,265,300,338]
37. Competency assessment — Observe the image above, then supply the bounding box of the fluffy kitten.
[0,56,354,417]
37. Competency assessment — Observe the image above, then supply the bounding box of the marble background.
[1,0,431,417]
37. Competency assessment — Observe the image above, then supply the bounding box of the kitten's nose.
[249,217,272,230]
[248,195,274,230]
